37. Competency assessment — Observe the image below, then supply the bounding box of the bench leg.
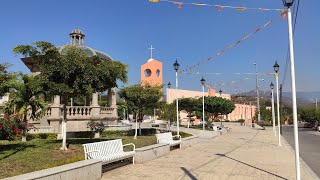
[132,157,135,165]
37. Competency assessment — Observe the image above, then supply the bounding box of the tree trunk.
[134,111,138,139]
[138,111,142,136]
[60,96,68,150]
[22,110,27,142]
[187,113,190,128]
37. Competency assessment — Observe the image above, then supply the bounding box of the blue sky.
[0,0,319,94]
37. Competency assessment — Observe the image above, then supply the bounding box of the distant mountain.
[234,90,320,107]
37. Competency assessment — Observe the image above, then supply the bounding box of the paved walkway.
[102,126,318,180]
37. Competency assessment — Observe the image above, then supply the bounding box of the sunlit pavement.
[103,126,318,180]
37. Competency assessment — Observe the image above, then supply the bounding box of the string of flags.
[180,72,275,76]
[149,0,287,15]
[206,77,255,88]
[175,19,273,73]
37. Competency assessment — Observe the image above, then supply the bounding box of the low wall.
[171,127,220,138]
[180,135,199,149]
[105,125,131,131]
[4,159,102,180]
[134,143,170,164]
[134,134,200,164]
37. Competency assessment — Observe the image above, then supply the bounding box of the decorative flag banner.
[205,77,255,88]
[180,72,275,76]
[149,0,285,12]
[176,19,273,73]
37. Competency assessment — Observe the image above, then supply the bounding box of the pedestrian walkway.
[102,126,318,180]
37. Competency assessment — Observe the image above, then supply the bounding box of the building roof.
[57,45,113,61]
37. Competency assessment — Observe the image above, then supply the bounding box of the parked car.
[304,122,312,128]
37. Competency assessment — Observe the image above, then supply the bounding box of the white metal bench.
[156,132,181,148]
[83,139,136,165]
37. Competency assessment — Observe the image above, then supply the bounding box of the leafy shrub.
[213,119,220,122]
[237,119,245,123]
[224,120,230,122]
[172,131,193,138]
[72,131,95,138]
[27,133,58,140]
[257,121,272,127]
[87,121,105,133]
[100,128,156,137]
[101,130,131,137]
[0,115,26,140]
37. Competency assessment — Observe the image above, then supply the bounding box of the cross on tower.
[148,45,155,59]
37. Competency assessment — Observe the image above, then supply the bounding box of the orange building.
[140,58,163,86]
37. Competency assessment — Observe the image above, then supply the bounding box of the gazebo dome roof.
[70,29,85,36]
[57,45,114,61]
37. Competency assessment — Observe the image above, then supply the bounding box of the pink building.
[166,88,256,124]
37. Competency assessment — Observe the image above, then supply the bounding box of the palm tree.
[4,74,46,141]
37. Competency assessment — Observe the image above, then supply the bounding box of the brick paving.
[102,126,318,180]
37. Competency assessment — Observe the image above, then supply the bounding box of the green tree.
[0,63,17,96]
[4,74,46,141]
[158,101,178,129]
[254,106,272,125]
[13,42,127,149]
[179,98,199,128]
[201,96,235,126]
[118,83,163,139]
[117,99,127,120]
[300,107,320,125]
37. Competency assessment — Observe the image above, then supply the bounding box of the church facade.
[139,51,257,125]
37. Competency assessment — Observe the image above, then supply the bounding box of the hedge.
[101,128,156,137]
[13,133,58,141]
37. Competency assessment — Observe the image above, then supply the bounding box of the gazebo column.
[107,88,118,118]
[51,95,61,119]
[91,92,100,117]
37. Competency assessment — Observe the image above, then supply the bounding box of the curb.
[280,135,320,180]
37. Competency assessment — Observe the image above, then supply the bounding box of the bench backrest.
[156,132,173,144]
[83,139,124,159]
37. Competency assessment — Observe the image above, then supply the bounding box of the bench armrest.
[85,150,101,159]
[123,143,136,151]
[173,135,181,141]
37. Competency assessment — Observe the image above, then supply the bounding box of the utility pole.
[254,62,261,122]
[280,84,283,135]
[250,101,253,128]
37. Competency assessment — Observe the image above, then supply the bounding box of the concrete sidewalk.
[102,126,318,180]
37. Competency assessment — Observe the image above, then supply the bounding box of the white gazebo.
[21,29,119,133]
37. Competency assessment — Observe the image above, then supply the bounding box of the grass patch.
[0,130,193,178]
[0,136,156,179]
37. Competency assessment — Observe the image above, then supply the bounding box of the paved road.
[282,125,320,177]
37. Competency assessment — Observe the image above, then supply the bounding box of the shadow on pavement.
[180,167,198,180]
[216,153,288,180]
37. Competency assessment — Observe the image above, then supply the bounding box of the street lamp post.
[282,0,301,179]
[173,60,180,135]
[167,82,171,104]
[201,77,206,131]
[273,61,281,146]
[311,98,318,110]
[219,89,223,126]
[167,82,171,131]
[254,62,261,122]
[270,82,276,136]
